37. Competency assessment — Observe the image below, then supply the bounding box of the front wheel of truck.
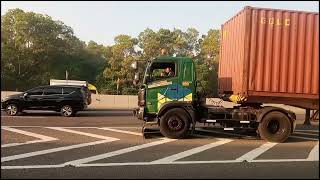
[160,108,190,139]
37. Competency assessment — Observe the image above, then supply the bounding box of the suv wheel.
[6,104,19,116]
[60,105,74,117]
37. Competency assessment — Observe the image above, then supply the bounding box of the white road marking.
[99,127,142,136]
[236,142,278,162]
[307,141,319,161]
[1,139,116,162]
[2,140,50,148]
[64,138,176,166]
[250,159,317,162]
[152,138,233,163]
[46,127,120,140]
[1,127,57,148]
[295,130,319,133]
[293,132,319,136]
[1,116,45,118]
[1,165,65,169]
[2,126,140,129]
[4,157,319,170]
[289,136,319,141]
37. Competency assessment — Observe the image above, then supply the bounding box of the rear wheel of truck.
[160,108,190,139]
[258,111,292,143]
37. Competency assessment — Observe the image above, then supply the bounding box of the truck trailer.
[132,6,319,143]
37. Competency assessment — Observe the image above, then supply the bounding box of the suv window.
[27,87,44,95]
[62,87,76,94]
[43,87,62,95]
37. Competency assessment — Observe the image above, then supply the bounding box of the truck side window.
[149,62,176,82]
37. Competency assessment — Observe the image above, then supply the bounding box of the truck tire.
[160,108,190,139]
[258,111,292,143]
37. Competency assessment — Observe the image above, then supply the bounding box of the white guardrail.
[1,91,306,113]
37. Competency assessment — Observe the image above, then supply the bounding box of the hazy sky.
[1,1,319,46]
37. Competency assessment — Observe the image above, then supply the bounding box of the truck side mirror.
[133,72,140,86]
[131,61,137,70]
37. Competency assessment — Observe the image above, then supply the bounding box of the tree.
[1,9,103,91]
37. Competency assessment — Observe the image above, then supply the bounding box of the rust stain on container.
[219,6,319,110]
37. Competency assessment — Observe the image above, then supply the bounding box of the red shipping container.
[219,6,319,110]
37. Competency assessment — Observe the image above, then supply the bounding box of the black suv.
[1,85,88,117]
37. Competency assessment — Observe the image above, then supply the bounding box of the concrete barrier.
[1,91,22,98]
[0,91,309,114]
[89,94,137,109]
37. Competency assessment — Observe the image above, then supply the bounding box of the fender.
[158,101,193,117]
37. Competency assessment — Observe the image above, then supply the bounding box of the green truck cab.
[132,56,296,143]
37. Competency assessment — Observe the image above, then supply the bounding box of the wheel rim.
[6,105,17,115]
[267,119,280,134]
[62,106,72,116]
[167,116,183,131]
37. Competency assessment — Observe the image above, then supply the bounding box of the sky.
[1,1,319,46]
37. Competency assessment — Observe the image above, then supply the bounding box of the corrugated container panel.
[219,6,319,109]
[219,9,246,95]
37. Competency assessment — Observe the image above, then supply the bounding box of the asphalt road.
[1,110,319,179]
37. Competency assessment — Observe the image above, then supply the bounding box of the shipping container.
[219,6,319,110]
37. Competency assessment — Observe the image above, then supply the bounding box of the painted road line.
[0,160,239,169]
[307,141,319,161]
[2,126,140,129]
[1,127,57,140]
[1,139,116,162]
[1,127,57,148]
[152,138,233,163]
[289,135,319,141]
[250,159,315,162]
[1,116,46,118]
[295,130,319,133]
[99,127,142,136]
[293,132,319,136]
[2,140,50,148]
[1,164,65,170]
[64,138,176,166]
[3,158,318,169]
[236,142,278,162]
[47,127,120,140]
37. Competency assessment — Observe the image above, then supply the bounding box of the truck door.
[145,61,178,113]
[179,61,194,102]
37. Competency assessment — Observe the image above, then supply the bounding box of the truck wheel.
[60,105,74,117]
[160,108,190,139]
[258,111,292,143]
[5,103,19,116]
